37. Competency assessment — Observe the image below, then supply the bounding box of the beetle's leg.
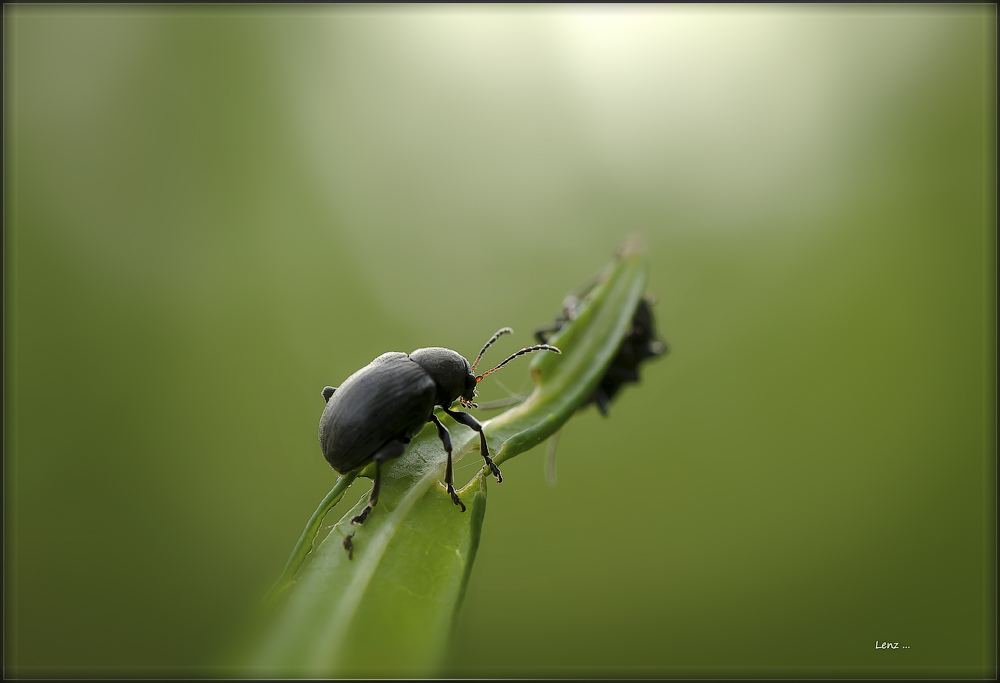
[444,408,503,483]
[351,440,407,525]
[429,413,466,512]
[350,460,379,525]
[322,386,337,403]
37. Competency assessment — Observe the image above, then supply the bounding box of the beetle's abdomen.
[319,354,436,473]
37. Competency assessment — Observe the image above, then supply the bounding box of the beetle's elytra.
[319,328,559,525]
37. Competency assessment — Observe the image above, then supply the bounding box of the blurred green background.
[4,5,995,679]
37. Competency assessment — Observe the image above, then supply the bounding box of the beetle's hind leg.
[350,440,408,525]
[444,408,502,483]
[350,460,381,525]
[429,413,466,512]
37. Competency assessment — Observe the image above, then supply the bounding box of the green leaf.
[242,242,648,677]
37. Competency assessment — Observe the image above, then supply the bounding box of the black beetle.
[319,329,560,524]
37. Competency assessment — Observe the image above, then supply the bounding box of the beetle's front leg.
[444,408,502,483]
[429,413,466,512]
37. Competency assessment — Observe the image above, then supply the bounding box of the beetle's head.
[409,347,474,408]
[459,371,478,409]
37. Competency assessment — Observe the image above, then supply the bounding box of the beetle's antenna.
[476,344,560,382]
[471,327,513,372]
